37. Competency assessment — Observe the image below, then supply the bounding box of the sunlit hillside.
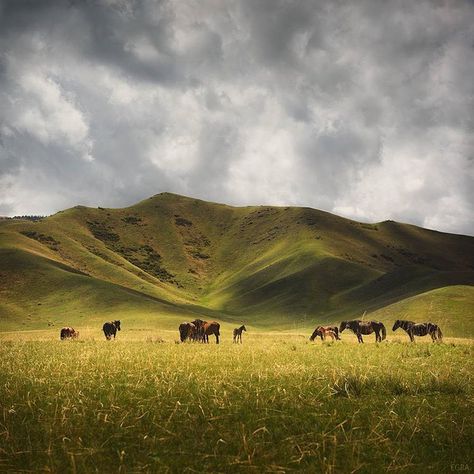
[1,193,473,336]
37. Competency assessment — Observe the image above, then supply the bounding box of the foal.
[309,325,341,341]
[233,325,246,343]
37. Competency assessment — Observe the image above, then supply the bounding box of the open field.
[1,194,473,471]
[0,332,472,473]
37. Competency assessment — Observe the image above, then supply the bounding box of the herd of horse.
[178,319,221,343]
[311,319,443,343]
[59,318,443,343]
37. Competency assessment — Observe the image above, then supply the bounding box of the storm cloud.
[0,0,473,234]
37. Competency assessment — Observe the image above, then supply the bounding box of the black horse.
[340,320,386,343]
[179,322,197,342]
[392,320,443,342]
[103,320,121,340]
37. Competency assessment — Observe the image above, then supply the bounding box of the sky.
[0,0,473,235]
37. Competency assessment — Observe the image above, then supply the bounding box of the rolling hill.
[1,192,473,336]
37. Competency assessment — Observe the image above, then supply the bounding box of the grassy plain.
[0,331,472,473]
[1,193,473,471]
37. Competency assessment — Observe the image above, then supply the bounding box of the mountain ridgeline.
[1,193,473,335]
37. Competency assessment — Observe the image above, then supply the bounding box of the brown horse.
[233,325,246,343]
[60,327,79,340]
[191,319,206,341]
[309,325,340,341]
[202,321,220,344]
[179,322,197,342]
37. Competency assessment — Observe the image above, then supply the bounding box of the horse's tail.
[334,327,341,340]
[215,323,220,336]
[436,325,443,341]
[380,322,387,341]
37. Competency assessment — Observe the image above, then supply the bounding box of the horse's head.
[242,325,247,332]
[392,320,400,331]
[114,320,121,331]
[339,321,348,333]
[309,327,320,341]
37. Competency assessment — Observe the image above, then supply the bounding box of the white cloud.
[10,68,93,161]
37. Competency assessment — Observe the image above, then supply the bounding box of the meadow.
[0,331,472,473]
[1,194,473,472]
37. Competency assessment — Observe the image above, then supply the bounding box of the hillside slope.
[1,193,473,335]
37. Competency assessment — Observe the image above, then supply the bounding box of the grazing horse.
[309,325,341,341]
[103,320,121,340]
[392,320,443,342]
[60,327,79,340]
[233,325,246,343]
[340,320,386,343]
[191,319,206,342]
[179,322,197,342]
[202,321,220,344]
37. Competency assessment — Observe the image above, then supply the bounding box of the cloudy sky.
[0,0,473,235]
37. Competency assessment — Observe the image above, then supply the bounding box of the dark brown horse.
[340,320,386,343]
[103,320,121,340]
[233,325,246,343]
[60,327,79,340]
[179,322,197,342]
[202,321,220,344]
[392,320,443,342]
[309,325,340,341]
[191,319,206,342]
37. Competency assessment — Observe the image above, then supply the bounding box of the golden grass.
[0,332,472,472]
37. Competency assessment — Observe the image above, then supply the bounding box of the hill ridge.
[1,192,473,335]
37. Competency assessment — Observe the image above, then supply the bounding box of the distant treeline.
[0,215,47,221]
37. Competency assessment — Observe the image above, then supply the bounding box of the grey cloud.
[0,0,473,235]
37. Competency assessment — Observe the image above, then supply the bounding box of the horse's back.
[103,322,115,335]
[204,321,220,334]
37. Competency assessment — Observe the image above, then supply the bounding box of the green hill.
[1,192,473,336]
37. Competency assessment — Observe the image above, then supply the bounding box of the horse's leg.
[409,331,415,343]
[357,332,363,343]
[216,332,219,344]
